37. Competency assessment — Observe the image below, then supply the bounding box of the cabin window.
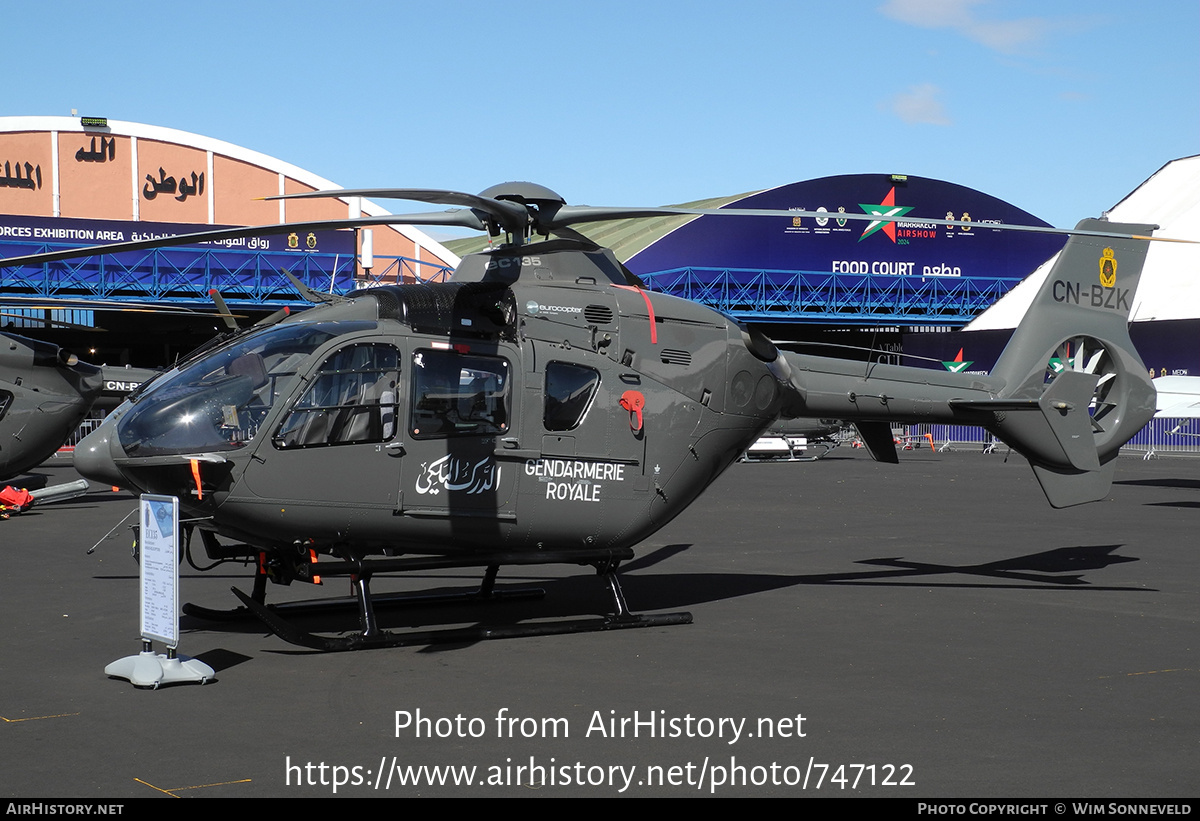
[274,343,399,449]
[410,349,509,439]
[116,320,374,457]
[543,362,599,431]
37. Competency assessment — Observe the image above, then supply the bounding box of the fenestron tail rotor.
[1045,335,1122,436]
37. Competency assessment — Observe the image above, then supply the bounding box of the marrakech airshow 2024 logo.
[857,187,914,243]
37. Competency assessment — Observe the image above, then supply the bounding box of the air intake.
[660,349,691,366]
[584,305,614,324]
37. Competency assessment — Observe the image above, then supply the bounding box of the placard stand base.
[106,641,213,689]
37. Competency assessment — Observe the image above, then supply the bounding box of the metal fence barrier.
[59,411,106,450]
[905,420,1200,458]
[1107,417,1200,458]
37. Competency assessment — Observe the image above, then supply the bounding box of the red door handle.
[620,390,645,432]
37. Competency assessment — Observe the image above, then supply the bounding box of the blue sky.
[5,0,1197,230]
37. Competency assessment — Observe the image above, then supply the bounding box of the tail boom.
[776,218,1157,506]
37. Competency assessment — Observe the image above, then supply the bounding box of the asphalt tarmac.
[1,447,1197,798]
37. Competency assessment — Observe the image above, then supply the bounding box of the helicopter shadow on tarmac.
[1115,476,1200,491]
[165,541,1148,656]
[1115,476,1200,507]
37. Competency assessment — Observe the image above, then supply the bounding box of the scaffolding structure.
[640,267,1024,325]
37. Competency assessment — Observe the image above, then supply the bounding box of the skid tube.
[204,547,692,651]
[182,551,547,622]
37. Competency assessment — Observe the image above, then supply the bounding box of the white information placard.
[139,495,179,646]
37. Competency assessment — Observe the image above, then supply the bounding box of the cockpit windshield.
[116,321,376,457]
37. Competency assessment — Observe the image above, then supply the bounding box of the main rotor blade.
[0,210,486,268]
[207,289,239,331]
[264,188,530,235]
[267,191,1186,244]
[3,186,1190,274]
[547,205,1185,242]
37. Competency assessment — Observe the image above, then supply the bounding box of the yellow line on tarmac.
[136,777,252,797]
[1097,668,1196,679]
[1,712,80,722]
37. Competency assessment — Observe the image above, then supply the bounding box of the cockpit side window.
[274,343,400,449]
[410,349,509,439]
[544,362,599,432]
[116,320,373,458]
[0,390,11,422]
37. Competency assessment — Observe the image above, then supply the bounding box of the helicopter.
[0,299,228,483]
[5,182,1159,650]
[740,417,845,461]
[0,331,105,480]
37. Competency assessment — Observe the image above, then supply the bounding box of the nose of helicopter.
[74,419,126,488]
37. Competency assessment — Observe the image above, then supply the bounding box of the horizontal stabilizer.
[951,369,1101,473]
[854,421,898,464]
[1031,461,1115,509]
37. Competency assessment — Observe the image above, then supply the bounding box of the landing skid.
[182,568,544,622]
[231,584,691,652]
[190,548,692,651]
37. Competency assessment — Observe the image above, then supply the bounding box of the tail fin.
[957,219,1157,506]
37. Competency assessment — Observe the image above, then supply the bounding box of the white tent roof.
[966,156,1200,330]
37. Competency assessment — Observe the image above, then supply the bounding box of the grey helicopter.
[0,299,235,483]
[3,182,1159,650]
[0,331,103,481]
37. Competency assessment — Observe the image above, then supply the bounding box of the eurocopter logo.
[1099,247,1117,288]
[526,301,581,316]
[941,348,974,373]
[858,187,914,243]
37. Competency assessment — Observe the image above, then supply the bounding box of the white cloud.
[880,0,980,29]
[887,83,952,125]
[879,0,1053,54]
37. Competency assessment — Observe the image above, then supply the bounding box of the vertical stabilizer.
[982,219,1157,504]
